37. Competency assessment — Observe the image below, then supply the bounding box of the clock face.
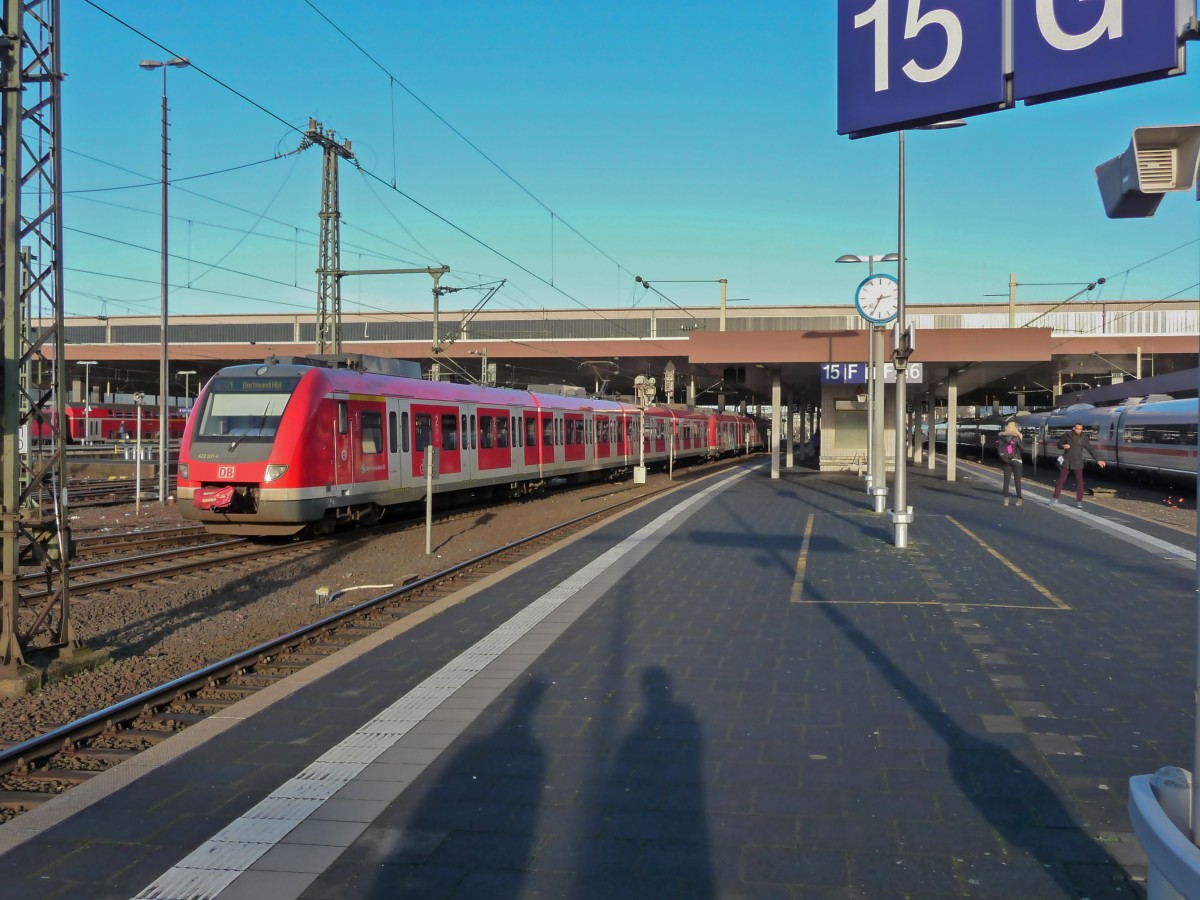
[855,275,899,324]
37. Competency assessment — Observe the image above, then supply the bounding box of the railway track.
[35,479,170,509]
[16,537,321,605]
[0,456,754,820]
[70,524,212,560]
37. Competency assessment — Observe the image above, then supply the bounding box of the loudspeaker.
[1096,125,1200,219]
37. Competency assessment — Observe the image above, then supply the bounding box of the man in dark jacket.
[1050,422,1106,508]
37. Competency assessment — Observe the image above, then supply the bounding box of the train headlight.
[264,464,288,483]
[178,463,189,480]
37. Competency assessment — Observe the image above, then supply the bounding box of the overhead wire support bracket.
[336,265,452,355]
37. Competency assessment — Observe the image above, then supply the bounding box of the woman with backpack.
[996,420,1024,507]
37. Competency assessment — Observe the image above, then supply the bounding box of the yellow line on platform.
[790,513,815,603]
[945,515,1070,610]
[792,600,1067,609]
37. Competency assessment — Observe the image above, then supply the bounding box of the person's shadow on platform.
[817,600,1132,898]
[577,667,715,899]
[363,678,547,900]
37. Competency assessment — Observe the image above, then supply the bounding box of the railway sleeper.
[228,672,288,687]
[59,746,138,764]
[102,727,173,746]
[20,767,99,785]
[146,711,207,727]
[258,655,327,672]
[188,696,242,711]
[0,790,55,811]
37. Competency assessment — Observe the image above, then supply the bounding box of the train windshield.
[192,375,300,442]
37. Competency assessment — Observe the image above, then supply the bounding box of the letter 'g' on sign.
[838,0,1006,137]
[1014,0,1182,102]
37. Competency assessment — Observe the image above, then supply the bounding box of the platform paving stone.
[294,468,1174,897]
[2,464,1191,898]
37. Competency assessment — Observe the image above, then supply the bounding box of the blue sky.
[61,1,1200,325]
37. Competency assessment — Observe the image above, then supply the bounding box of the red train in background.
[29,402,188,445]
[179,355,763,536]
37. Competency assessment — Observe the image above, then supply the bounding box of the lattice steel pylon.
[298,119,355,355]
[2,0,75,677]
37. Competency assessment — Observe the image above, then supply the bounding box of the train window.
[414,414,431,453]
[564,419,575,446]
[470,414,477,450]
[402,412,411,453]
[1126,424,1196,445]
[338,401,348,435]
[442,414,458,450]
[496,416,508,448]
[526,416,538,446]
[388,411,398,453]
[193,375,299,442]
[361,412,383,455]
[543,417,554,447]
[480,416,494,449]
[462,414,468,448]
[511,416,519,448]
[574,419,584,445]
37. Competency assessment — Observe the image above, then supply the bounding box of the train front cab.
[179,369,310,534]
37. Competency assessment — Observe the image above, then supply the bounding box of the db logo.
[218,466,235,479]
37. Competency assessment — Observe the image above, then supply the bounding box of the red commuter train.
[178,355,763,536]
[30,402,188,445]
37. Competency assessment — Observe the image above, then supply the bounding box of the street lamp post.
[78,361,97,442]
[177,369,197,409]
[140,55,190,504]
[836,254,898,500]
[78,361,97,409]
[467,350,488,386]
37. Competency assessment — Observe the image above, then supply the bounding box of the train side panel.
[179,360,760,536]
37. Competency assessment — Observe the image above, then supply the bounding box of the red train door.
[595,415,611,460]
[410,404,462,478]
[476,406,513,472]
[333,398,353,487]
[523,411,542,470]
[563,413,585,463]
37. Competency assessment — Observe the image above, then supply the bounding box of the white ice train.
[933,398,1197,481]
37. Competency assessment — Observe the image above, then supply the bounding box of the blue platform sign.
[1013,0,1185,103]
[822,363,868,384]
[837,0,1189,138]
[838,0,1007,137]
[820,362,925,384]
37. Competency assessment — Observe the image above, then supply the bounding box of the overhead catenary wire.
[78,3,663,354]
[64,147,432,266]
[300,0,631,277]
[60,155,288,194]
[81,0,302,137]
